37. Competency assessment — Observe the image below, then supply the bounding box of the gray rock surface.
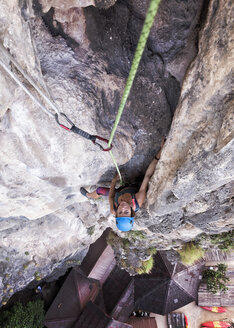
[0,0,233,303]
[143,0,234,241]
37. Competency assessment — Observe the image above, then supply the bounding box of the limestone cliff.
[0,0,233,304]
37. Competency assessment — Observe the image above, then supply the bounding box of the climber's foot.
[80,187,88,198]
[80,187,102,200]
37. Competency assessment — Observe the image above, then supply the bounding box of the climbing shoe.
[80,187,88,198]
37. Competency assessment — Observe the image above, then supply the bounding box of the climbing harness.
[0,0,160,180]
[0,43,112,151]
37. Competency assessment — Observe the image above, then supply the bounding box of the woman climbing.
[80,138,165,232]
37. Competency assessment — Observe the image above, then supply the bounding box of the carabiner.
[92,136,113,152]
[55,113,113,151]
[55,113,74,131]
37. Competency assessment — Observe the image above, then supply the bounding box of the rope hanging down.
[108,0,161,182]
[0,43,59,118]
[0,0,160,180]
[0,44,112,151]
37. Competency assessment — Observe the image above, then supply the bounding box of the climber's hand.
[113,173,120,182]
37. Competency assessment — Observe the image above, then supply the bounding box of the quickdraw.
[0,44,112,152]
[0,0,160,178]
[55,113,112,152]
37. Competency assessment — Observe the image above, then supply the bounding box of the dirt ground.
[151,302,234,328]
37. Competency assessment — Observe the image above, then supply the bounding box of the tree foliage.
[0,300,44,328]
[203,263,230,294]
[210,230,234,252]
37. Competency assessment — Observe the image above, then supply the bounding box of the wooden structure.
[45,230,135,328]
[81,228,116,285]
[127,317,157,328]
[205,249,234,262]
[44,267,100,328]
[198,282,234,306]
[103,265,134,322]
[111,279,135,323]
[198,265,234,306]
[135,252,205,315]
[45,231,209,328]
[73,301,132,328]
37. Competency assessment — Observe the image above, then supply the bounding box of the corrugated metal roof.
[44,268,100,328]
[127,317,157,328]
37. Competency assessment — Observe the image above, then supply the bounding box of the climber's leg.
[96,187,110,196]
[80,187,110,199]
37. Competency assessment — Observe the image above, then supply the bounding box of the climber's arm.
[136,158,158,207]
[109,174,119,215]
[136,138,165,207]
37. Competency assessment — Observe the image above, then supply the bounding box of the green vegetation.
[122,238,130,249]
[120,259,128,268]
[178,242,204,265]
[210,230,234,252]
[203,263,230,294]
[107,230,156,274]
[106,231,130,249]
[24,251,29,256]
[87,225,95,236]
[127,230,146,241]
[23,263,29,270]
[147,247,157,256]
[106,230,116,246]
[0,300,44,328]
[136,256,154,275]
[34,272,41,281]
[65,259,81,266]
[5,257,10,261]
[1,297,9,306]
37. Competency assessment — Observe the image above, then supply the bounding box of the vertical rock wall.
[0,0,232,303]
[141,0,234,244]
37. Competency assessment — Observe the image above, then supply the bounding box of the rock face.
[140,0,234,246]
[0,0,233,303]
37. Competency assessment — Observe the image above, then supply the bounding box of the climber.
[80,138,165,232]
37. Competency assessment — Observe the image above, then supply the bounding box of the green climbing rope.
[108,0,160,147]
[108,0,161,182]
